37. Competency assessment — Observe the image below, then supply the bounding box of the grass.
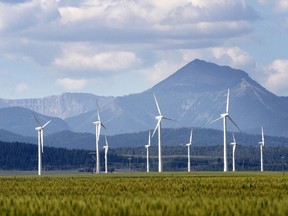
[0,172,288,215]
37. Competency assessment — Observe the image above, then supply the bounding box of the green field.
[1,172,288,215]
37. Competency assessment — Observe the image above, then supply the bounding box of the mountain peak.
[151,59,249,92]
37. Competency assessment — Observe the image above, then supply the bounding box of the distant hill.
[2,127,287,151]
[0,107,70,136]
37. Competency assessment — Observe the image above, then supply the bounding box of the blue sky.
[0,0,288,99]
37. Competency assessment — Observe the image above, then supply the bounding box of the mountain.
[1,59,288,137]
[66,59,288,136]
[0,107,70,137]
[0,93,115,119]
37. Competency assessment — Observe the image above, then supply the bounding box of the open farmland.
[1,172,288,215]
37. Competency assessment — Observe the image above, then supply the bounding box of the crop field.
[1,172,288,215]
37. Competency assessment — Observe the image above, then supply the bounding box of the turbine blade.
[162,116,176,122]
[148,131,151,146]
[189,128,193,144]
[41,130,44,153]
[105,136,108,147]
[232,132,236,143]
[228,116,241,132]
[226,89,230,113]
[101,122,106,130]
[42,120,51,129]
[261,127,265,145]
[32,113,41,127]
[152,119,161,137]
[96,100,101,121]
[210,116,222,124]
[153,93,162,116]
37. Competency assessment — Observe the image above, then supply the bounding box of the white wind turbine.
[231,133,237,172]
[145,131,151,173]
[186,129,193,172]
[258,127,265,172]
[92,101,106,174]
[33,113,51,176]
[211,89,240,172]
[152,93,172,172]
[103,136,109,173]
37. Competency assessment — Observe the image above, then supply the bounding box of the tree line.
[1,140,287,172]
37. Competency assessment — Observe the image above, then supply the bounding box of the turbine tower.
[103,136,109,173]
[231,133,237,172]
[186,129,193,172]
[258,127,265,172]
[93,101,106,174]
[33,113,51,176]
[211,89,240,172]
[145,131,151,173]
[152,93,171,172]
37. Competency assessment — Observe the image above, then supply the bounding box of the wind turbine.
[145,131,151,173]
[152,93,172,172]
[211,89,240,172]
[258,127,265,172]
[33,113,51,176]
[186,129,193,172]
[92,101,106,174]
[231,133,237,172]
[103,136,109,173]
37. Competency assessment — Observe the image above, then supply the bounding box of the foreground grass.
[0,172,288,215]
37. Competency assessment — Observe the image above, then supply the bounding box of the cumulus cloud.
[264,59,288,95]
[54,49,140,72]
[15,82,29,93]
[141,60,184,83]
[182,47,255,70]
[258,0,288,12]
[0,0,277,98]
[55,78,88,91]
[0,0,60,32]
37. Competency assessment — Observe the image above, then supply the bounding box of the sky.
[0,0,288,99]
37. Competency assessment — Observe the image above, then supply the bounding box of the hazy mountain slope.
[0,107,70,136]
[2,127,287,151]
[0,129,35,144]
[0,93,115,119]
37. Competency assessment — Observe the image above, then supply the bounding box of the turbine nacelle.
[186,143,191,147]
[145,144,150,148]
[35,126,42,131]
[155,115,163,121]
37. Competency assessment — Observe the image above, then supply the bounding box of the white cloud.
[182,47,255,70]
[0,0,282,98]
[0,0,60,32]
[264,59,288,95]
[15,82,29,93]
[257,0,288,12]
[142,60,183,83]
[54,49,139,72]
[55,78,88,91]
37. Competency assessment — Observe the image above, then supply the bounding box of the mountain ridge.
[1,59,288,137]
